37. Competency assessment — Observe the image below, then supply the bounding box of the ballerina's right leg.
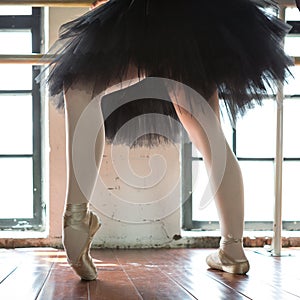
[63,81,105,280]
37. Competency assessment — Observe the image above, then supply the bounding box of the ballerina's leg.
[62,81,105,280]
[170,88,248,273]
[62,67,144,280]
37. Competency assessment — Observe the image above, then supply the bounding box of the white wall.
[48,7,181,247]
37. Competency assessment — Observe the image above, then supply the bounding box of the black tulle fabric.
[101,78,182,146]
[45,0,293,145]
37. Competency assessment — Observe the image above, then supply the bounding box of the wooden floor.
[0,248,300,300]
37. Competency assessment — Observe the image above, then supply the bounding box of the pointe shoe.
[206,248,250,275]
[206,237,249,275]
[63,203,101,280]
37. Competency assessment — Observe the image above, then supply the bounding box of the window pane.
[285,37,300,58]
[285,66,300,95]
[283,99,300,157]
[0,158,33,219]
[236,100,276,158]
[286,7,300,21]
[0,30,32,54]
[283,162,300,221]
[241,161,274,222]
[0,94,32,154]
[192,161,275,222]
[0,65,32,90]
[220,101,233,147]
[192,146,202,158]
[0,6,32,15]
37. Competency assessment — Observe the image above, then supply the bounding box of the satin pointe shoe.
[63,203,101,280]
[206,238,250,275]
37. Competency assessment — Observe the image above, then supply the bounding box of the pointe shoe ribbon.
[63,203,101,280]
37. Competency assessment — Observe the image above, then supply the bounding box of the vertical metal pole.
[273,82,284,256]
[272,5,286,257]
[181,136,193,231]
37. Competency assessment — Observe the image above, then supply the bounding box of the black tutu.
[101,79,182,147]
[45,0,293,145]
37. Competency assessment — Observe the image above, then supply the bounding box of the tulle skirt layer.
[45,0,293,145]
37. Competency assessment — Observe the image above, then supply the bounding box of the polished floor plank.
[0,248,54,300]
[92,249,143,300]
[89,271,143,300]
[37,267,89,300]
[97,249,195,299]
[13,248,89,300]
[38,249,142,300]
[120,261,195,299]
[206,249,300,300]
[1,248,300,300]
[147,249,248,299]
[0,249,20,284]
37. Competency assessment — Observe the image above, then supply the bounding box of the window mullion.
[0,15,33,29]
[32,7,43,228]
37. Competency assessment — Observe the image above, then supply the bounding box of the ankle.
[64,203,90,229]
[220,235,247,261]
[65,203,88,213]
[220,235,243,246]
[64,203,88,216]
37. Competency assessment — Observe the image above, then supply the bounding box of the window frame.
[182,124,300,231]
[182,19,300,232]
[0,8,44,231]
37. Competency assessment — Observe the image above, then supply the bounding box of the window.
[0,7,44,231]
[182,7,300,231]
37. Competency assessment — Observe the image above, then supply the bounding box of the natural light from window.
[192,7,300,227]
